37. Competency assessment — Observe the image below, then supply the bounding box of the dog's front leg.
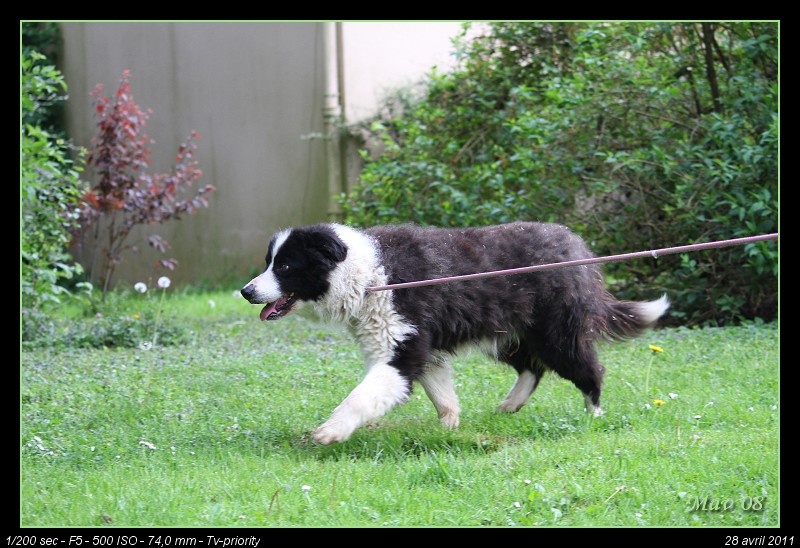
[312,363,410,445]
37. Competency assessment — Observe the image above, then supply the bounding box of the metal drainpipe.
[324,22,348,221]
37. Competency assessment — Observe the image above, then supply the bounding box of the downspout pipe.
[323,22,348,220]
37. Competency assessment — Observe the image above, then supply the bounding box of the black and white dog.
[241,222,669,445]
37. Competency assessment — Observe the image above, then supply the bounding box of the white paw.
[497,400,524,413]
[438,410,460,429]
[312,421,354,445]
[586,406,604,417]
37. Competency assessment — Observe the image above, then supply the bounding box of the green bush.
[21,308,189,350]
[21,22,64,134]
[341,22,778,326]
[21,51,91,310]
[21,279,189,349]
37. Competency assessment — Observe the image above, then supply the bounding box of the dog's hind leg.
[540,339,606,417]
[497,362,547,413]
[312,362,411,445]
[498,369,542,413]
[571,356,606,417]
[569,368,605,417]
[417,353,460,429]
[496,342,546,413]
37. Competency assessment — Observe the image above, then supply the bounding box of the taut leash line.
[366,233,779,293]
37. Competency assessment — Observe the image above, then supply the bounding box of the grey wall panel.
[60,22,330,288]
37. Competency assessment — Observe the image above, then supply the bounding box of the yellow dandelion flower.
[649,345,663,353]
[133,313,140,320]
[653,399,665,406]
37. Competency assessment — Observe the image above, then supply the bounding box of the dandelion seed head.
[644,403,651,410]
[134,282,147,293]
[301,485,311,492]
[157,276,171,289]
[668,392,678,399]
[208,299,216,308]
[513,501,521,508]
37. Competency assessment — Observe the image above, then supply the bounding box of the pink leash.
[367,233,779,293]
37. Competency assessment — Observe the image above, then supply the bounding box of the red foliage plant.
[75,70,216,296]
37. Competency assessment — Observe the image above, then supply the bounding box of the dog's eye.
[277,264,290,272]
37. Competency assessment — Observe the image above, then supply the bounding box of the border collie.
[241,222,669,445]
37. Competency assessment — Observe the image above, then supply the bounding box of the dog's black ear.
[319,232,348,263]
[304,227,347,264]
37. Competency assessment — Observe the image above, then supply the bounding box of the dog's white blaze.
[244,229,291,302]
[417,356,460,428]
[269,229,292,262]
[498,369,538,412]
[313,362,410,445]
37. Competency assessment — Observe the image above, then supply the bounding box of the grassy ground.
[20,289,780,528]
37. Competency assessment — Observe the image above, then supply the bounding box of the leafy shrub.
[21,22,64,134]
[73,70,216,298]
[21,310,188,350]
[342,22,778,326]
[21,300,188,350]
[21,22,61,60]
[21,51,91,310]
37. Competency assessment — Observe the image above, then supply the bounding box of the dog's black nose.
[241,284,255,301]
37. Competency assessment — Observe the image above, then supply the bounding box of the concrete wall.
[60,22,331,287]
[57,21,464,288]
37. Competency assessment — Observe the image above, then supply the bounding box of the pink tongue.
[259,302,279,321]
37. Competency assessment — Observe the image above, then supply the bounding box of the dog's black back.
[367,222,664,408]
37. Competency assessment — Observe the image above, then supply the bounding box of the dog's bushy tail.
[598,294,670,341]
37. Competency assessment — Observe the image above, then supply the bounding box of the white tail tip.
[638,294,670,325]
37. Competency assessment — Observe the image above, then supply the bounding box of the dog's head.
[241,225,348,320]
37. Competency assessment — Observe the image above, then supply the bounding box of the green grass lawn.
[20,289,780,528]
